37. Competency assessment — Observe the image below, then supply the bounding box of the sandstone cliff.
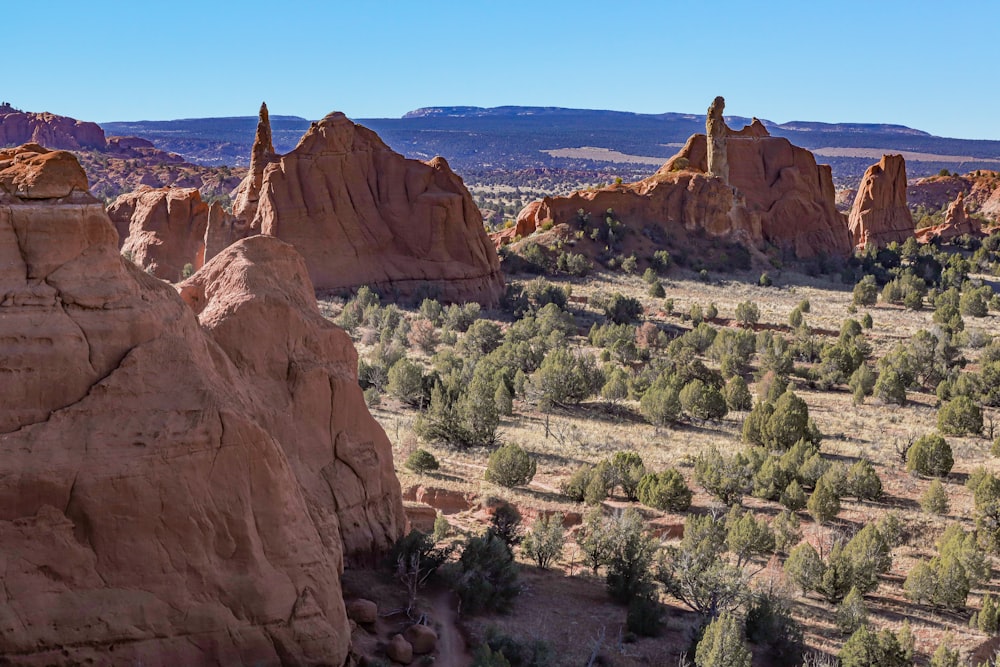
[509,99,852,260]
[0,145,403,665]
[0,105,106,151]
[107,186,210,281]
[848,154,914,248]
[232,105,504,305]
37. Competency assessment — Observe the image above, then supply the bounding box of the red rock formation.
[0,144,90,198]
[848,154,914,248]
[908,170,1000,225]
[915,191,983,243]
[0,146,403,665]
[509,102,852,259]
[107,186,209,281]
[233,106,504,305]
[0,106,106,151]
[203,200,242,264]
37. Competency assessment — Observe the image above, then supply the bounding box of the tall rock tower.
[706,96,729,184]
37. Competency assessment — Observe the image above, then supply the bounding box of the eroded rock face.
[706,96,729,183]
[0,144,90,198]
[916,191,983,243]
[0,146,403,666]
[0,107,106,151]
[233,107,504,305]
[107,186,210,281]
[509,100,852,260]
[848,154,914,248]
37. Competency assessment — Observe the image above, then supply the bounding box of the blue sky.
[6,1,997,139]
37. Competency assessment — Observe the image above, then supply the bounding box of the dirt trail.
[428,589,471,667]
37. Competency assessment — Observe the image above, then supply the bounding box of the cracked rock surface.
[0,145,403,666]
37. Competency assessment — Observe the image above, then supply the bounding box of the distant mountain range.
[101,106,1000,187]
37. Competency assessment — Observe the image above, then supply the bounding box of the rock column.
[706,96,729,184]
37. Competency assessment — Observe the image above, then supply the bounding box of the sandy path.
[428,589,470,667]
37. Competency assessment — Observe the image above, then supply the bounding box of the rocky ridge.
[0,104,243,202]
[0,145,402,665]
[231,104,504,304]
[507,97,852,260]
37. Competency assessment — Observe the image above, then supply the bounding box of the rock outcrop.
[107,186,210,281]
[0,146,403,665]
[916,191,983,243]
[231,105,504,305]
[908,170,1000,225]
[0,105,106,151]
[847,154,914,248]
[706,96,729,183]
[508,98,852,259]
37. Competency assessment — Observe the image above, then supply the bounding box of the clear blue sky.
[5,0,997,139]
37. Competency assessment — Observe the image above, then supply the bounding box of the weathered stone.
[915,191,983,243]
[706,95,729,183]
[506,99,852,260]
[232,107,504,304]
[0,150,403,666]
[108,186,209,281]
[404,624,438,654]
[848,154,914,248]
[0,144,90,199]
[387,634,414,664]
[345,598,378,625]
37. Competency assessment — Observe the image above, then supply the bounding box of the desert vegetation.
[327,222,1000,665]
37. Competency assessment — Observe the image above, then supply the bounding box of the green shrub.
[485,443,537,488]
[637,469,692,511]
[521,513,565,569]
[835,587,867,635]
[454,534,520,614]
[807,476,840,524]
[937,395,983,436]
[906,432,954,477]
[735,301,760,327]
[920,479,949,514]
[405,449,440,474]
[695,612,751,667]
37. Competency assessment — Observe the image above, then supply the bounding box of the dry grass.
[327,264,1000,663]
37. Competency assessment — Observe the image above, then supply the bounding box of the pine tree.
[694,612,752,667]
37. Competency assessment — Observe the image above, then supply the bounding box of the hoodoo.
[508,97,852,260]
[847,154,914,248]
[231,104,504,304]
[0,145,402,665]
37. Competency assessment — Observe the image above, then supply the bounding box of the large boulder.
[0,144,90,198]
[508,97,852,260]
[848,154,914,248]
[231,105,504,305]
[107,186,210,281]
[0,146,403,665]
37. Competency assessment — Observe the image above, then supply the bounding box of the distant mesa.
[0,146,403,664]
[848,154,914,249]
[504,96,853,260]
